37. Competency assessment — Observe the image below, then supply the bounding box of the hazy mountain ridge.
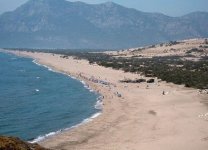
[0,0,207,49]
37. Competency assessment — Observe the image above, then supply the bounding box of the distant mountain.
[0,0,208,49]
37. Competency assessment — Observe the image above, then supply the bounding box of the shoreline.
[29,59,103,143]
[2,50,208,150]
[0,50,104,144]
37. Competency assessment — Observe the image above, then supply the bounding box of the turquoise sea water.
[0,52,100,142]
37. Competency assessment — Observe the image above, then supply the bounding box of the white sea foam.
[81,80,86,85]
[91,112,101,119]
[95,100,103,110]
[90,89,94,92]
[32,60,41,66]
[71,76,77,79]
[32,59,97,95]
[80,80,95,92]
[30,131,60,143]
[29,112,102,143]
[95,96,103,110]
[30,58,103,144]
[32,60,61,74]
[81,112,101,124]
[32,59,98,96]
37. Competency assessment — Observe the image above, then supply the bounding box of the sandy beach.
[5,50,208,150]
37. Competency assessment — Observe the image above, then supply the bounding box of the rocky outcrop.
[0,136,49,150]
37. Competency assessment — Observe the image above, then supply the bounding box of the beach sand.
[7,50,208,150]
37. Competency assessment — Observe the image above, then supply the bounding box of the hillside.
[0,136,49,150]
[0,0,208,49]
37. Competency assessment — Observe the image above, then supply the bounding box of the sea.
[0,51,101,142]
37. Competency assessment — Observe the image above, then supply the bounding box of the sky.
[0,0,207,16]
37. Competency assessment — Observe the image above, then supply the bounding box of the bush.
[147,79,155,83]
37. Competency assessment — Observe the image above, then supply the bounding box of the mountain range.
[0,0,208,49]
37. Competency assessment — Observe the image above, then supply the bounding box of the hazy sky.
[0,0,207,16]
